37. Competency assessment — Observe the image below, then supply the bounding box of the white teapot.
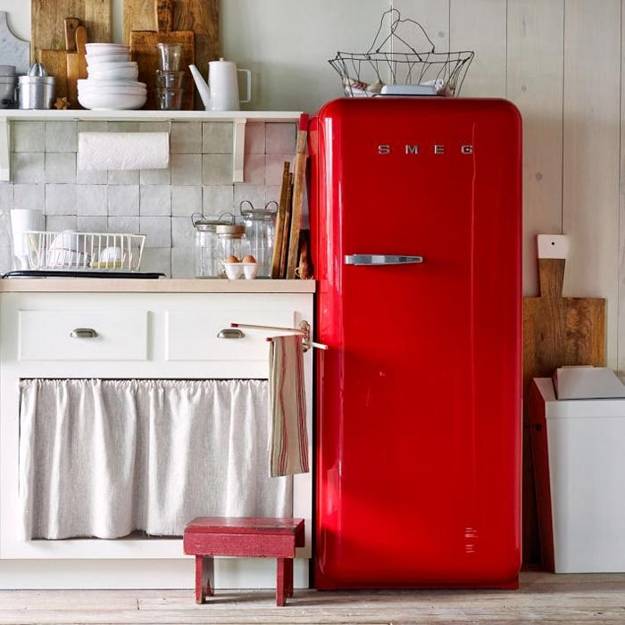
[189,58,251,111]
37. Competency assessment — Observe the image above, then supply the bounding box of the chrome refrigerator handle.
[344,254,424,266]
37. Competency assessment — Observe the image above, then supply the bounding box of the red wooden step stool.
[183,516,305,606]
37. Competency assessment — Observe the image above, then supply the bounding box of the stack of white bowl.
[78,44,147,110]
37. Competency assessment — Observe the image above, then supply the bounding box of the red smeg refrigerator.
[309,98,522,589]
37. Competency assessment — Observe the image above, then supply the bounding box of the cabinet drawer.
[166,309,294,361]
[18,310,149,361]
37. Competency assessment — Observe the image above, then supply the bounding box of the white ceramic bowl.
[86,61,137,71]
[78,91,147,111]
[86,53,131,65]
[223,262,243,280]
[88,66,139,81]
[85,43,130,56]
[78,79,146,93]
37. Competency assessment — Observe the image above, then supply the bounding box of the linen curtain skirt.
[19,379,292,540]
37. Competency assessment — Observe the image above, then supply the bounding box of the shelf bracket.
[232,118,247,183]
[0,118,10,182]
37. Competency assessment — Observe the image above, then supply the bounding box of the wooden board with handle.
[66,25,88,109]
[124,0,220,72]
[271,162,291,279]
[36,50,69,100]
[31,0,111,57]
[129,0,195,110]
[286,116,309,279]
[523,245,605,569]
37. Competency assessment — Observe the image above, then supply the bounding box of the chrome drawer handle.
[217,328,245,339]
[70,328,98,339]
[344,254,424,266]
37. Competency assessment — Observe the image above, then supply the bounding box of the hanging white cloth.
[19,379,292,540]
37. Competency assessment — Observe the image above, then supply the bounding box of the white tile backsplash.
[77,215,108,232]
[44,153,76,184]
[45,184,77,215]
[13,122,45,152]
[171,216,194,247]
[203,122,233,154]
[172,185,202,216]
[46,215,77,232]
[172,153,202,186]
[108,169,139,185]
[171,246,194,278]
[7,120,297,277]
[140,185,171,216]
[203,185,234,216]
[108,185,140,216]
[140,166,171,185]
[77,185,108,216]
[108,216,139,234]
[266,123,296,154]
[45,122,78,153]
[171,122,203,154]
[202,154,233,185]
[13,152,44,183]
[13,183,43,211]
[140,216,171,247]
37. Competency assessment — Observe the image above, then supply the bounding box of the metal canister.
[18,63,55,110]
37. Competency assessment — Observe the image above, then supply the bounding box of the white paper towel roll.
[77,132,170,171]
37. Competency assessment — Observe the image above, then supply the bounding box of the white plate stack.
[78,44,147,110]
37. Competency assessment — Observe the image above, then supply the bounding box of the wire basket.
[329,9,474,98]
[24,231,146,272]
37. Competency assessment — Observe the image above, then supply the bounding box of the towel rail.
[230,321,328,351]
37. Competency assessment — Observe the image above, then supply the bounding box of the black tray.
[3,270,166,279]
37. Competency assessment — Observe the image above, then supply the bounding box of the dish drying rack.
[24,231,146,272]
[329,8,474,97]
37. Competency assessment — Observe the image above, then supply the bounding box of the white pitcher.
[189,59,252,111]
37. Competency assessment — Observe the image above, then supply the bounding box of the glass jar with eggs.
[216,224,256,279]
[192,212,235,278]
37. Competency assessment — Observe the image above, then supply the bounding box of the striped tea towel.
[269,334,310,477]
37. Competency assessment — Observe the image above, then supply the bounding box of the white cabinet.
[18,309,149,361]
[0,288,314,589]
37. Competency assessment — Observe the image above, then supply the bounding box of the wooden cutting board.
[37,50,69,100]
[66,25,88,109]
[124,0,220,71]
[523,249,605,567]
[31,0,111,57]
[129,0,195,109]
[523,257,606,385]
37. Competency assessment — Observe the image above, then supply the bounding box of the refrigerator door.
[310,98,522,589]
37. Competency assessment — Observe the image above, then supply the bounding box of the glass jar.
[216,224,248,276]
[239,200,278,278]
[192,213,234,278]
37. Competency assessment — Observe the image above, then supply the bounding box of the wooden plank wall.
[389,0,623,566]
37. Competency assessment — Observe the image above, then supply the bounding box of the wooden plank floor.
[1,572,625,624]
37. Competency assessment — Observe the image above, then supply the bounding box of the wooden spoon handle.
[156,0,174,33]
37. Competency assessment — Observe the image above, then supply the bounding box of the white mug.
[10,208,43,269]
[209,59,251,111]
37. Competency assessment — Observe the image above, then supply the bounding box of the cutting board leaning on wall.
[31,0,112,57]
[124,0,220,108]
[523,234,606,568]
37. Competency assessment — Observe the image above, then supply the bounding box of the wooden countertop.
[0,278,316,293]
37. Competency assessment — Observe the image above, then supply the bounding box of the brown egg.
[226,255,240,263]
[242,255,257,264]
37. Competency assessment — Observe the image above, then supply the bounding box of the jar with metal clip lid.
[216,223,249,276]
[192,212,234,278]
[239,200,278,278]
